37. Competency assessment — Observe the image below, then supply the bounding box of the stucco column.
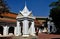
[30,21,36,36]
[14,27,17,36]
[3,26,8,36]
[22,20,29,37]
[47,21,51,33]
[51,22,56,33]
[16,21,21,36]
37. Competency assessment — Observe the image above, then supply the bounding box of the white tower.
[16,2,36,37]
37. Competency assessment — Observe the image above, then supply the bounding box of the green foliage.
[0,0,9,13]
[49,0,60,33]
[49,0,60,8]
[49,2,57,7]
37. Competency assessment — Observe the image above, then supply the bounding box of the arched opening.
[29,22,31,28]
[20,22,23,35]
[8,27,14,35]
[0,26,3,35]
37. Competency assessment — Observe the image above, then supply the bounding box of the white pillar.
[14,27,17,36]
[16,21,21,36]
[47,21,51,33]
[51,22,56,33]
[22,20,29,37]
[30,21,36,36]
[39,29,42,33]
[3,26,8,36]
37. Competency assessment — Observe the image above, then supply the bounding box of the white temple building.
[0,2,56,38]
[15,3,36,37]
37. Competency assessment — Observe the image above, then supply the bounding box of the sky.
[5,0,56,17]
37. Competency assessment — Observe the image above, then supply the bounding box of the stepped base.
[22,35,29,37]
[0,35,37,39]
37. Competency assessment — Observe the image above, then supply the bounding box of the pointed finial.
[25,1,27,7]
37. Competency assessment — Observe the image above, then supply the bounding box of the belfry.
[15,3,36,37]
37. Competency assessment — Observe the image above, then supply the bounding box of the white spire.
[20,2,32,17]
[22,2,30,13]
[25,1,26,7]
[17,1,35,19]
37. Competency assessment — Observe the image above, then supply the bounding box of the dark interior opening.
[8,27,14,34]
[0,26,3,35]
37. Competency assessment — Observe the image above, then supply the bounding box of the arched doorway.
[0,26,3,35]
[8,27,14,34]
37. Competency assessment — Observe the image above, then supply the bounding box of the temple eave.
[0,18,16,23]
[17,16,35,19]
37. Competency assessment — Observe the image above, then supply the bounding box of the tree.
[49,0,60,33]
[0,0,9,17]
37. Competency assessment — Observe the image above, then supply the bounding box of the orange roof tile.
[0,18,16,23]
[1,12,17,19]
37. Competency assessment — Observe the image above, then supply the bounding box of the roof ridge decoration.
[16,2,35,19]
[20,2,32,17]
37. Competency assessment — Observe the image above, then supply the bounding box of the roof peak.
[25,1,27,7]
[24,1,29,12]
[20,2,30,13]
[19,2,32,17]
